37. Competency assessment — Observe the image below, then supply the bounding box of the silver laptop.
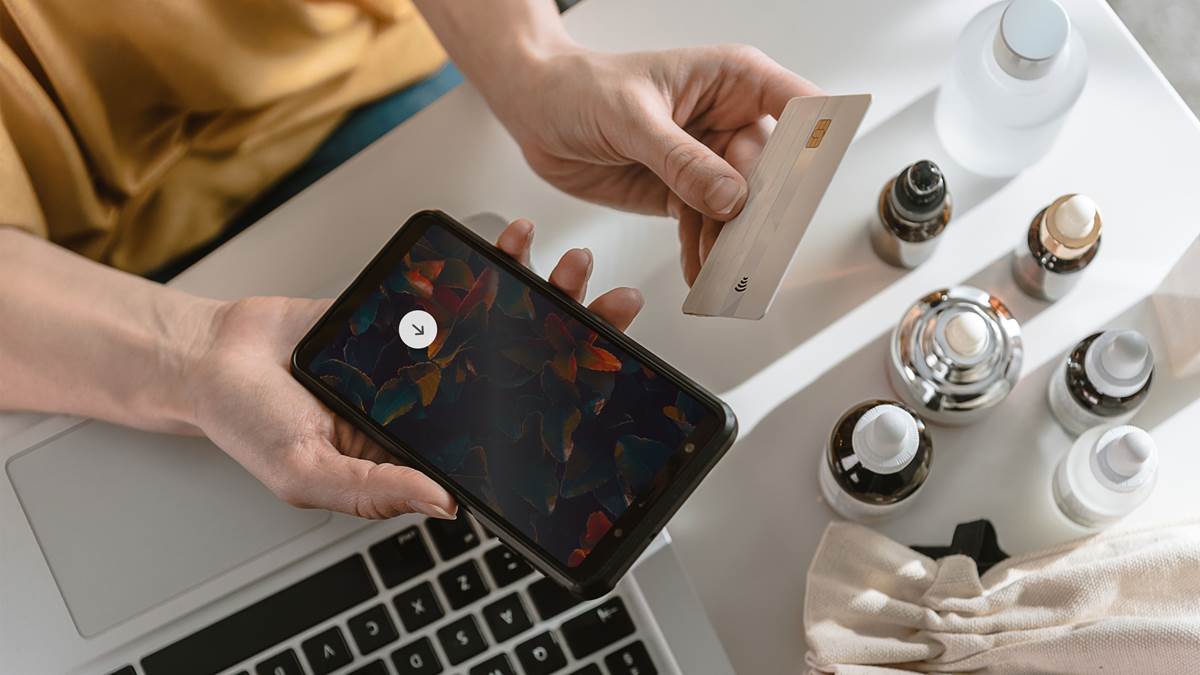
[0,215,733,675]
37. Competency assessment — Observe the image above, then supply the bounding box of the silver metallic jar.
[888,286,1024,426]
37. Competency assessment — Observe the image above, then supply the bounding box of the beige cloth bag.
[804,520,1200,674]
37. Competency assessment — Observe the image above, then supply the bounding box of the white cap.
[1084,330,1154,398]
[1055,194,1097,239]
[1002,0,1070,61]
[851,405,920,475]
[945,312,990,359]
[1092,426,1158,491]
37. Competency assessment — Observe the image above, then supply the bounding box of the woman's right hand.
[186,218,645,519]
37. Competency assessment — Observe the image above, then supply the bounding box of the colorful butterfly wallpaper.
[308,224,709,567]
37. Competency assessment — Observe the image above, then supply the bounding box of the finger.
[495,218,535,267]
[547,248,592,302]
[295,443,458,520]
[731,46,825,119]
[588,287,645,332]
[623,112,748,221]
[677,206,703,286]
[699,217,722,265]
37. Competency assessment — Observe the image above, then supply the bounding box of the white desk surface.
[5,0,1200,673]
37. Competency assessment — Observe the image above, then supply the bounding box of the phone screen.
[301,217,719,569]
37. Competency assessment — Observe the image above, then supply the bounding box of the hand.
[188,219,644,520]
[490,44,822,284]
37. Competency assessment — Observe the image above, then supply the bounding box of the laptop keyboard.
[135,516,658,675]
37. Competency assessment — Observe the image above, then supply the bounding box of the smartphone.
[292,210,737,597]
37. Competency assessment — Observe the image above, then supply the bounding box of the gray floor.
[1109,0,1200,115]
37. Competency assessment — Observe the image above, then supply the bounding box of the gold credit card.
[682,94,871,319]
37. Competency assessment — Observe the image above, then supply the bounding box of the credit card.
[682,94,871,319]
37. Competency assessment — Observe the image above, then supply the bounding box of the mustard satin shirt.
[0,0,446,274]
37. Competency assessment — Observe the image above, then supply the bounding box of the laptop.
[0,214,734,675]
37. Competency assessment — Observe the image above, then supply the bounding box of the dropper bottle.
[1053,425,1158,529]
[1048,329,1154,435]
[1012,193,1102,301]
[818,400,933,522]
[870,160,953,268]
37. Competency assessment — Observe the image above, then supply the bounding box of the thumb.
[299,446,459,520]
[630,117,748,221]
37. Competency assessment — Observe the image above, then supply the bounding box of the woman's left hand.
[489,44,822,285]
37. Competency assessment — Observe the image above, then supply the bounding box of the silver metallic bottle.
[1048,330,1154,436]
[1012,193,1102,301]
[817,400,933,522]
[870,160,954,269]
[889,286,1024,425]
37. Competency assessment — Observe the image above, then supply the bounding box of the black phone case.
[292,210,737,598]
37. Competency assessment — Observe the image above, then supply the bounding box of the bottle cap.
[851,404,919,474]
[1092,426,1158,491]
[944,312,990,360]
[995,0,1070,80]
[1084,330,1154,398]
[1055,194,1097,239]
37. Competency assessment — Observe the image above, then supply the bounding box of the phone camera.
[683,442,696,454]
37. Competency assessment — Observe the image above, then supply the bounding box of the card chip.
[807,118,832,148]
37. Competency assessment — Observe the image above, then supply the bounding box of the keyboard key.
[469,653,517,675]
[435,614,488,665]
[392,637,443,675]
[348,603,400,656]
[425,517,481,560]
[301,626,353,675]
[106,668,135,675]
[605,641,657,675]
[349,660,388,675]
[561,597,636,659]
[438,559,490,609]
[142,555,377,675]
[255,649,303,675]
[526,577,581,621]
[394,581,444,631]
[570,666,602,675]
[481,593,533,643]
[369,526,435,588]
[483,545,533,587]
[514,631,567,675]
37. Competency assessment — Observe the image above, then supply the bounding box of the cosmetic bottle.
[935,0,1088,176]
[1048,330,1154,436]
[889,286,1023,426]
[1053,424,1158,529]
[818,400,933,522]
[1012,193,1101,301]
[870,160,953,269]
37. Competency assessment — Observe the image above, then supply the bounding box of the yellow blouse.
[0,0,445,274]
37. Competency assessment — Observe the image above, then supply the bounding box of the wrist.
[158,294,227,434]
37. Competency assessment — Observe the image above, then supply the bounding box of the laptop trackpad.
[6,421,329,637]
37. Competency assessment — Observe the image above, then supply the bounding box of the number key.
[483,545,532,587]
[437,559,490,609]
[435,615,488,665]
[347,603,399,656]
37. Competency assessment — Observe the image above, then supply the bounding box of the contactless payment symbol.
[399,310,437,349]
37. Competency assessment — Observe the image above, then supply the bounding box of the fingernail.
[704,177,744,216]
[408,500,457,520]
[582,248,594,274]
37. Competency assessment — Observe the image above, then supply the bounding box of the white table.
[5,1,1200,672]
